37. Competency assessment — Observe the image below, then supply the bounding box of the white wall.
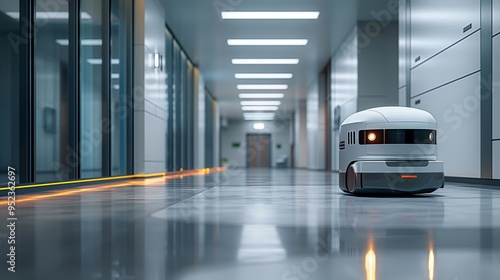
[403,0,482,178]
[493,27,500,178]
[294,100,308,168]
[330,28,358,171]
[213,101,220,167]
[134,0,167,173]
[306,79,326,170]
[495,0,500,36]
[328,22,398,171]
[494,141,500,179]
[410,0,480,69]
[357,21,399,110]
[221,120,291,168]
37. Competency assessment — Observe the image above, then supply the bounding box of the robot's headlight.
[429,132,433,142]
[367,132,377,142]
[361,130,383,144]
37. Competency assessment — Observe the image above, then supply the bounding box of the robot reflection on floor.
[339,106,444,194]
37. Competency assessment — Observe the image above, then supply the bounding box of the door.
[247,134,271,168]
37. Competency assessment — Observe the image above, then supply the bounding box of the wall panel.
[411,31,480,97]
[399,0,407,88]
[399,86,407,106]
[494,0,500,36]
[294,100,308,168]
[493,35,500,139]
[494,141,500,179]
[412,72,481,178]
[411,0,480,68]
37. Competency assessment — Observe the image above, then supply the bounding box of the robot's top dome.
[342,106,436,125]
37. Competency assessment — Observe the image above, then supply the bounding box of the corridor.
[2,169,499,280]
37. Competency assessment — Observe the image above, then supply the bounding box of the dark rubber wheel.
[346,165,357,193]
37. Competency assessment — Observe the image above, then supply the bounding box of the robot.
[339,106,444,194]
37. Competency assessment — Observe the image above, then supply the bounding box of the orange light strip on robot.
[401,175,418,179]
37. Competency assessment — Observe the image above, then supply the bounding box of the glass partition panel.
[80,0,103,179]
[110,0,131,175]
[34,0,71,182]
[0,2,20,184]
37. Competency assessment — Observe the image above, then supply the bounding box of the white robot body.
[339,106,444,194]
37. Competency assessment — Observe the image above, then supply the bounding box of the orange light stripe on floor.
[0,167,225,205]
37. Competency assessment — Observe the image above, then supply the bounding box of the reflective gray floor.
[1,169,500,280]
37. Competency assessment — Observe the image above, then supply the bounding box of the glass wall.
[165,29,174,171]
[80,0,103,179]
[110,0,132,176]
[1,2,210,186]
[164,32,199,171]
[0,2,20,183]
[0,0,133,186]
[186,61,194,170]
[205,91,215,167]
[180,52,188,169]
[34,0,71,182]
[172,41,181,171]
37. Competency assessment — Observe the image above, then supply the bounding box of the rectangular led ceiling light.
[227,39,308,46]
[237,84,288,90]
[232,59,299,65]
[239,93,284,99]
[245,117,275,121]
[241,106,279,111]
[221,11,320,20]
[243,113,276,118]
[235,73,293,79]
[244,117,275,120]
[241,101,281,106]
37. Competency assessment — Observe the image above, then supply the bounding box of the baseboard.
[446,176,500,188]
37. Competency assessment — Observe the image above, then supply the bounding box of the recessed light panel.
[240,101,281,106]
[241,106,279,111]
[253,123,266,130]
[232,59,299,65]
[227,39,308,46]
[239,93,285,99]
[245,117,275,121]
[237,84,288,90]
[243,113,276,118]
[221,11,320,20]
[235,73,293,79]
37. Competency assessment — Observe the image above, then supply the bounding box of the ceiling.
[160,0,395,119]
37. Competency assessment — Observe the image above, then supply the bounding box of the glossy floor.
[1,169,499,280]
